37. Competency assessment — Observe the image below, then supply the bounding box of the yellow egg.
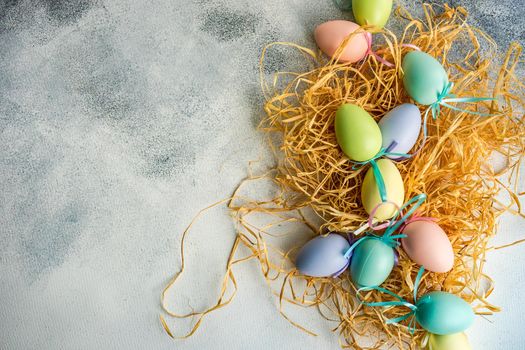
[428,332,472,350]
[361,158,404,220]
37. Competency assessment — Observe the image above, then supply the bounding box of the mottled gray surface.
[0,1,523,349]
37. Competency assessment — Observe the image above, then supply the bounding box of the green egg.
[402,51,449,105]
[416,291,475,335]
[335,104,382,162]
[352,0,393,29]
[350,238,394,287]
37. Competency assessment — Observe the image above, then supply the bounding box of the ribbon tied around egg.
[402,51,499,157]
[345,193,427,259]
[413,81,498,155]
[343,194,427,287]
[357,266,426,334]
[358,266,475,336]
[351,147,410,202]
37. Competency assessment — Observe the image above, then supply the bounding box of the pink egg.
[401,220,454,273]
[314,20,370,63]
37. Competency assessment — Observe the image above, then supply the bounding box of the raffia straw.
[160,4,525,349]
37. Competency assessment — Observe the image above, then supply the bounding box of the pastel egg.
[352,0,393,29]
[416,291,475,335]
[314,21,370,63]
[335,104,382,161]
[428,332,472,350]
[295,234,351,277]
[361,158,404,220]
[378,103,421,158]
[402,51,449,105]
[401,220,454,273]
[350,238,394,287]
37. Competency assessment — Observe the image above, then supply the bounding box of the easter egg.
[378,103,421,158]
[416,291,475,335]
[428,332,472,350]
[402,51,449,105]
[295,234,351,277]
[314,21,371,63]
[361,158,404,220]
[335,104,382,161]
[352,0,393,29]
[401,220,454,273]
[350,238,394,287]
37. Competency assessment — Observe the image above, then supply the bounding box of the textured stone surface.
[0,1,523,349]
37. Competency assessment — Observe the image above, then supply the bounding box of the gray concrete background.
[0,0,523,349]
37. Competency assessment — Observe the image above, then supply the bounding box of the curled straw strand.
[161,4,525,349]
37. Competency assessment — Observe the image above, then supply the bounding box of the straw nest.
[161,4,525,349]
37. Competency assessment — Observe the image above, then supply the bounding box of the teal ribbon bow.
[415,82,497,157]
[382,193,427,237]
[429,82,496,120]
[342,232,406,260]
[343,193,427,260]
[352,148,410,202]
[357,266,426,334]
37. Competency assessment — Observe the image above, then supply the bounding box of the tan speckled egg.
[401,220,454,273]
[314,20,370,63]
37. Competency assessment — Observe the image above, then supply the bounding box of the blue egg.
[295,234,351,277]
[378,103,421,158]
[416,291,475,335]
[350,238,394,287]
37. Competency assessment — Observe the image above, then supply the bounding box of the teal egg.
[416,291,475,335]
[402,51,449,105]
[350,238,394,287]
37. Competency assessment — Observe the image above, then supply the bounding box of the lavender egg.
[378,103,421,158]
[295,234,351,277]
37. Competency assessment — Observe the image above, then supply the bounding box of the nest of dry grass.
[161,4,525,349]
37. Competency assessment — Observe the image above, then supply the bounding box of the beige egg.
[361,158,404,220]
[401,220,454,273]
[314,20,370,63]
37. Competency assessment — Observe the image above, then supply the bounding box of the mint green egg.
[352,0,393,29]
[335,104,382,162]
[350,239,394,287]
[402,51,449,105]
[416,291,474,335]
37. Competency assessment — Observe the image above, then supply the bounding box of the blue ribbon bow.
[357,266,426,334]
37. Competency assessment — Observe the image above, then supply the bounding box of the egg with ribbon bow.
[402,51,449,105]
[359,268,475,336]
[401,219,454,273]
[350,237,395,287]
[314,21,370,63]
[295,234,351,277]
[427,332,472,350]
[351,194,426,287]
[335,103,382,161]
[352,0,393,29]
[361,158,405,220]
[416,291,475,335]
[378,103,422,158]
